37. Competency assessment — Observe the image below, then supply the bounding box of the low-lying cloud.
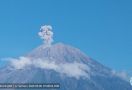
[112,70,129,81]
[6,57,90,79]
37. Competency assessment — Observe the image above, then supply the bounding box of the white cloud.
[34,59,58,70]
[9,57,32,69]
[130,77,132,86]
[59,62,89,79]
[112,70,129,81]
[6,57,90,79]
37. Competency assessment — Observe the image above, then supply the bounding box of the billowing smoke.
[38,25,53,46]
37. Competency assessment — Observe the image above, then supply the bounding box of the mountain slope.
[0,43,131,90]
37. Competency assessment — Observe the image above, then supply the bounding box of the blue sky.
[0,0,131,73]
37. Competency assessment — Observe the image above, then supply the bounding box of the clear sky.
[0,0,131,73]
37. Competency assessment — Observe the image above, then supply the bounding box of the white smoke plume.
[6,57,90,79]
[38,25,53,46]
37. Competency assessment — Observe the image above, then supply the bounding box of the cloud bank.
[7,57,90,79]
[112,70,129,81]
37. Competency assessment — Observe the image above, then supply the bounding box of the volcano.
[0,43,131,90]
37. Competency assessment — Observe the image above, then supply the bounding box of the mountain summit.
[0,25,131,90]
[0,43,132,90]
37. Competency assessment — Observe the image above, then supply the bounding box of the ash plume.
[38,25,53,46]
